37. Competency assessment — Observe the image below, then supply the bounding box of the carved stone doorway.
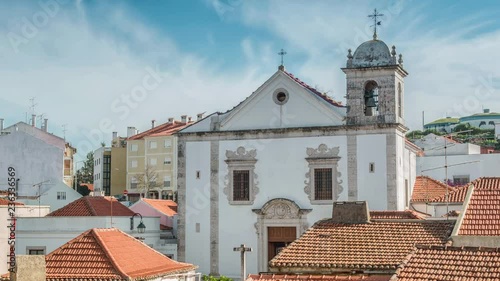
[253,198,311,272]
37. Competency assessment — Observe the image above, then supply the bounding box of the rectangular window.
[164,176,171,188]
[314,168,332,200]
[453,175,470,186]
[164,139,172,148]
[369,162,375,173]
[131,160,138,168]
[149,141,157,149]
[130,144,138,151]
[233,170,250,201]
[131,178,138,189]
[196,171,201,179]
[27,248,45,255]
[150,158,157,166]
[164,157,171,165]
[57,191,66,200]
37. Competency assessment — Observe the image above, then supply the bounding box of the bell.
[366,98,377,107]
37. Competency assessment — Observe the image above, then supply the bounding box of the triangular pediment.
[218,70,345,131]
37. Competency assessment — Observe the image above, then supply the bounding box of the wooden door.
[267,227,296,262]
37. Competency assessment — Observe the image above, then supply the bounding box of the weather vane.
[368,8,384,40]
[278,48,287,66]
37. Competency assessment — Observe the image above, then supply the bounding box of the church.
[176,32,419,278]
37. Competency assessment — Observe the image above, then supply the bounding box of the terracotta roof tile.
[247,274,392,281]
[46,228,196,281]
[394,245,500,280]
[458,177,500,236]
[142,198,177,216]
[369,210,429,220]
[0,198,24,205]
[431,184,469,203]
[48,196,135,217]
[269,220,454,272]
[283,71,344,108]
[128,121,191,140]
[410,176,454,203]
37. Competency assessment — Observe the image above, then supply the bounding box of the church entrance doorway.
[267,226,296,262]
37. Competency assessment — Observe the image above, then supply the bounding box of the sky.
[1,0,499,158]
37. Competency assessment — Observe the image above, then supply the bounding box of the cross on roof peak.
[278,48,287,70]
[368,8,384,40]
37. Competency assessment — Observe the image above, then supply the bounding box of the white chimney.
[168,117,174,123]
[197,113,204,121]
[188,116,192,122]
[151,119,156,128]
[31,114,36,127]
[0,118,4,132]
[181,115,187,123]
[43,118,48,132]
[127,126,138,137]
[112,131,118,140]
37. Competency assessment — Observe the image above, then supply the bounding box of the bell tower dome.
[342,38,408,127]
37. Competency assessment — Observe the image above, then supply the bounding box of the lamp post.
[130,213,146,233]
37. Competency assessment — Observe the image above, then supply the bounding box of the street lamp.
[130,213,146,233]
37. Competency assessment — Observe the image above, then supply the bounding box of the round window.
[273,89,289,105]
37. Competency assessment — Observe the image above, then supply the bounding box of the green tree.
[202,275,233,281]
[133,165,163,198]
[75,152,94,196]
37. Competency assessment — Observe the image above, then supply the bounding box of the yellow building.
[126,119,191,202]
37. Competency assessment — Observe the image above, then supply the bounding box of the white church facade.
[176,36,418,278]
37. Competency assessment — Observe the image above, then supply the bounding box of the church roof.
[47,196,135,217]
[45,228,196,280]
[283,71,344,108]
[393,245,500,281]
[269,219,454,272]
[351,39,393,68]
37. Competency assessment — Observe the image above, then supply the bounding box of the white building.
[413,133,481,156]
[16,180,81,212]
[0,199,50,275]
[177,36,418,277]
[93,146,111,196]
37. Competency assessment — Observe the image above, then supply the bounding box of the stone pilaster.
[210,140,220,275]
[347,135,358,200]
[386,133,398,210]
[176,139,186,262]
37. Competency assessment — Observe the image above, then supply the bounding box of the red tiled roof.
[269,219,454,272]
[247,274,392,281]
[142,198,177,216]
[394,245,500,280]
[128,121,191,140]
[0,198,24,205]
[370,210,428,220]
[458,177,500,236]
[283,71,344,108]
[431,184,469,203]
[48,196,135,217]
[410,176,454,203]
[46,228,196,281]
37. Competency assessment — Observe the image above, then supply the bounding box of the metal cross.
[278,48,287,66]
[233,244,252,281]
[368,8,384,40]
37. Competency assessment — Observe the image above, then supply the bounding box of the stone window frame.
[272,88,290,105]
[224,146,259,205]
[304,144,343,205]
[26,246,46,255]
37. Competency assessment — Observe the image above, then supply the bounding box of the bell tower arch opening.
[364,80,379,116]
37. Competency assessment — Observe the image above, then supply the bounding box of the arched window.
[364,81,379,116]
[479,121,486,127]
[398,83,402,118]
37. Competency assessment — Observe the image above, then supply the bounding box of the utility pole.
[233,244,252,281]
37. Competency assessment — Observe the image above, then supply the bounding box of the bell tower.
[342,38,408,127]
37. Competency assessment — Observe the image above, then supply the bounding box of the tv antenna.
[33,180,51,217]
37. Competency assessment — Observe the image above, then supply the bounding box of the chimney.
[31,114,36,127]
[331,201,370,224]
[151,119,156,128]
[197,113,204,121]
[112,131,118,140]
[12,255,46,281]
[127,126,138,138]
[188,116,192,122]
[43,118,48,132]
[0,118,4,132]
[181,115,187,123]
[168,117,174,123]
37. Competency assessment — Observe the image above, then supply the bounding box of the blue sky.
[1,0,500,157]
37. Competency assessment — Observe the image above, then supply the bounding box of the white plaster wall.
[0,131,63,195]
[0,205,50,274]
[18,181,82,212]
[184,141,211,274]
[396,135,406,211]
[16,216,160,255]
[216,136,348,278]
[220,73,344,131]
[403,147,417,209]
[417,154,500,183]
[356,134,387,210]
